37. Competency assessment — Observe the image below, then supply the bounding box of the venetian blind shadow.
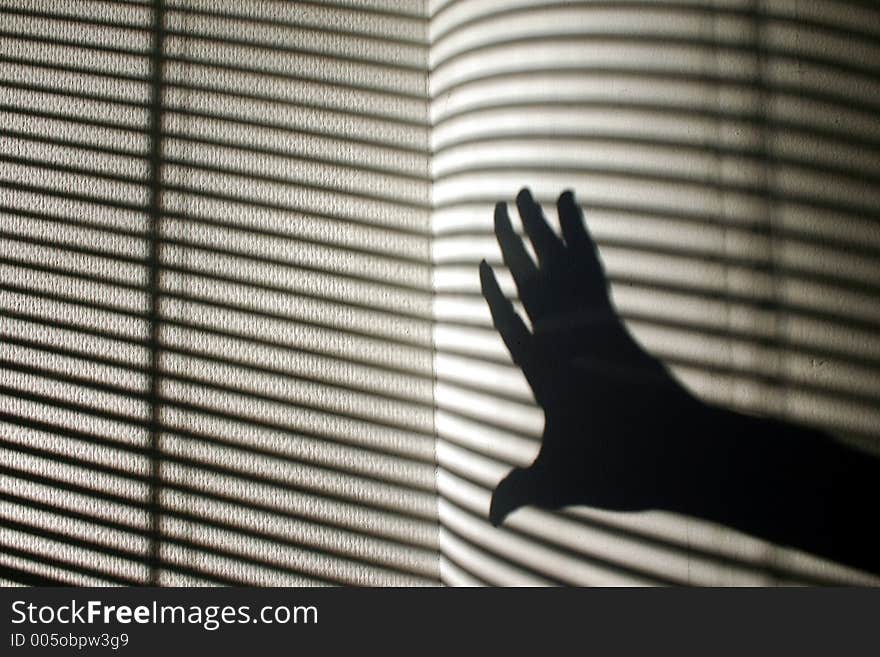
[0,0,439,586]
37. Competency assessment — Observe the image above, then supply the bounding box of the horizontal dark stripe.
[0,225,431,297]
[429,1,880,51]
[155,244,432,299]
[0,259,149,315]
[0,363,437,488]
[161,182,432,236]
[161,157,430,210]
[0,374,149,432]
[0,4,152,32]
[163,103,427,154]
[0,28,152,58]
[0,540,142,585]
[162,79,429,129]
[438,236,880,308]
[439,523,565,586]
[0,177,430,240]
[432,133,880,189]
[0,328,431,458]
[0,250,435,330]
[440,553,489,586]
[167,4,426,48]
[0,562,67,586]
[435,462,850,586]
[0,101,148,140]
[0,328,436,441]
[0,53,151,86]
[0,484,437,584]
[429,67,880,124]
[0,201,147,242]
[431,100,880,156]
[7,256,880,409]
[163,52,424,101]
[0,515,150,580]
[173,0,426,22]
[0,364,436,464]
[0,456,437,554]
[0,78,149,115]
[434,194,880,265]
[7,247,880,401]
[2,125,150,160]
[7,102,878,206]
[0,460,147,511]
[432,164,880,226]
[0,310,147,362]
[163,28,425,73]
[430,33,880,86]
[0,152,148,189]
[0,16,424,77]
[158,282,431,335]
[439,496,667,585]
[162,131,429,182]
[159,210,428,266]
[0,227,149,270]
[2,242,145,306]
[0,520,321,587]
[0,357,437,475]
[0,277,436,356]
[0,423,436,540]
[0,434,437,563]
[0,0,426,49]
[0,306,433,387]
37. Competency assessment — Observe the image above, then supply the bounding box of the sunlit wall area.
[429,0,880,585]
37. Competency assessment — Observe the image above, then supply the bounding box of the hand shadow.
[481,188,880,576]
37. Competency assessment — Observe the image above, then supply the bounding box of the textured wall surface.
[0,0,156,585]
[154,0,436,586]
[429,0,880,585]
[0,0,438,586]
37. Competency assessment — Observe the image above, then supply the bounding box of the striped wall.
[0,0,439,586]
[1,0,879,586]
[429,0,880,585]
